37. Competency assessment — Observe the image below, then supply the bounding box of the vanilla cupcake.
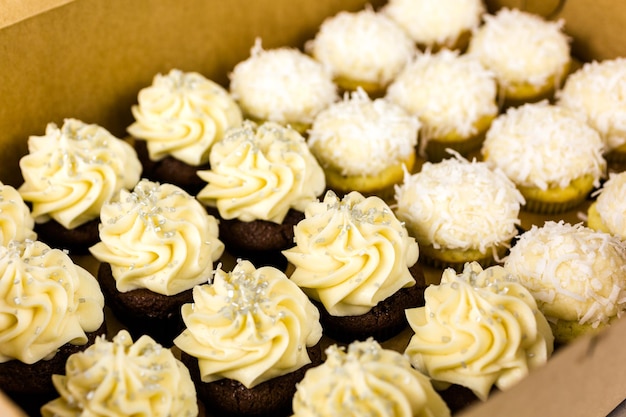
[504,221,626,344]
[197,121,325,268]
[394,154,525,271]
[41,330,198,417]
[381,0,485,52]
[89,179,224,346]
[174,260,323,417]
[386,49,498,162]
[468,8,571,106]
[0,181,36,247]
[292,339,451,417]
[0,240,106,415]
[587,172,626,240]
[305,7,416,97]
[481,101,606,214]
[556,58,626,166]
[229,39,338,133]
[307,89,420,200]
[405,262,554,405]
[128,69,243,194]
[283,190,424,343]
[18,118,142,252]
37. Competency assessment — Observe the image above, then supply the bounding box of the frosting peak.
[0,181,36,246]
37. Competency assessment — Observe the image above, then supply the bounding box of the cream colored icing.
[593,172,626,239]
[18,118,142,230]
[283,190,418,316]
[197,121,326,223]
[41,330,198,417]
[173,260,323,388]
[381,0,484,46]
[307,89,420,177]
[128,69,243,166]
[305,8,416,88]
[0,181,36,246]
[557,58,626,151]
[229,38,338,126]
[467,8,570,91]
[89,179,224,296]
[386,49,498,153]
[394,154,524,254]
[292,338,451,417]
[481,101,606,190]
[504,221,626,327]
[0,240,105,364]
[405,262,554,401]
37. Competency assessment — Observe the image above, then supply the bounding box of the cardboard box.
[1,0,626,416]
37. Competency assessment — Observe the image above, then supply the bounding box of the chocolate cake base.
[0,321,107,417]
[180,343,322,417]
[314,262,427,343]
[97,262,193,346]
[34,218,100,254]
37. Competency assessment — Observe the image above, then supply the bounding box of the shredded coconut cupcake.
[229,38,338,133]
[587,171,626,240]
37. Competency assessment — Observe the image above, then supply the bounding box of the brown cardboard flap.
[0,0,74,29]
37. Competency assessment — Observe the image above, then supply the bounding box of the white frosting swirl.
[405,262,554,401]
[41,330,198,417]
[89,179,224,296]
[18,119,142,229]
[0,240,105,364]
[128,69,243,165]
[0,181,36,246]
[283,190,419,316]
[173,260,323,388]
[197,121,325,223]
[292,339,451,417]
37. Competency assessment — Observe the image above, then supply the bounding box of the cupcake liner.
[523,194,589,215]
[420,252,499,273]
[424,133,486,163]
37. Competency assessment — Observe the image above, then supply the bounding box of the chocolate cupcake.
[283,190,423,343]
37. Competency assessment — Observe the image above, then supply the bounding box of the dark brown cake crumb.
[34,217,100,254]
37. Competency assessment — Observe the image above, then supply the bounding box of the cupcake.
[587,172,626,240]
[229,38,338,134]
[481,101,606,214]
[196,121,325,269]
[468,8,571,107]
[381,0,485,52]
[305,7,416,97]
[41,330,198,417]
[127,69,243,194]
[292,338,451,417]
[556,57,626,166]
[385,49,498,162]
[89,179,224,346]
[0,240,106,415]
[282,190,425,343]
[504,221,626,344]
[394,154,525,271]
[174,260,323,417]
[307,88,420,200]
[18,118,142,253]
[0,181,36,247]
[404,262,554,408]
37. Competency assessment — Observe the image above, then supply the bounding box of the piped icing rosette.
[0,181,36,246]
[89,179,224,296]
[292,338,451,417]
[196,120,325,223]
[305,8,416,94]
[504,221,626,336]
[41,330,198,417]
[18,118,142,229]
[0,240,105,364]
[173,260,323,388]
[404,262,554,401]
[229,39,338,130]
[381,0,484,50]
[588,172,626,239]
[556,57,626,154]
[283,190,419,316]
[127,69,243,166]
